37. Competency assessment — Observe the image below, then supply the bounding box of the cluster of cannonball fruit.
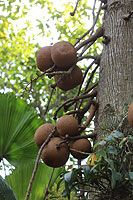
[34,115,92,168]
[36,41,83,91]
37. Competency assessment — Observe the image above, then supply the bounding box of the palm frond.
[0,93,43,166]
[6,162,61,200]
[0,175,17,200]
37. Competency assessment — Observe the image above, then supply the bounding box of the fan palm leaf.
[0,175,17,200]
[0,93,43,166]
[6,162,61,200]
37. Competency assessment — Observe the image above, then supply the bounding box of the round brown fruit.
[128,103,133,127]
[56,115,79,137]
[36,46,54,72]
[41,137,69,168]
[70,139,91,160]
[54,65,83,91]
[51,41,77,69]
[34,123,58,148]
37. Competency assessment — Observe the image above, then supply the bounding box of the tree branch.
[47,65,75,78]
[43,168,55,200]
[24,65,55,92]
[74,1,103,46]
[75,60,95,98]
[43,88,54,116]
[76,26,104,51]
[92,0,97,23]
[70,0,81,16]
[53,90,97,120]
[79,101,99,133]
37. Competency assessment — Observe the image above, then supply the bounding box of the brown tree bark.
[95,0,133,141]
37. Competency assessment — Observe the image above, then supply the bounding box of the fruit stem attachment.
[24,65,56,92]
[58,133,97,145]
[56,140,67,149]
[75,26,104,52]
[50,65,75,89]
[69,148,92,155]
[47,65,75,78]
[25,126,56,200]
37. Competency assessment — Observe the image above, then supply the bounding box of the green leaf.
[97,149,107,158]
[0,175,17,200]
[111,171,122,189]
[116,172,122,181]
[64,181,70,200]
[98,140,106,146]
[0,93,43,166]
[105,135,116,142]
[119,140,124,149]
[6,162,61,200]
[112,130,124,138]
[93,140,106,149]
[106,146,118,155]
[62,189,68,197]
[64,171,73,183]
[129,172,133,181]
[56,178,64,192]
[83,165,90,177]
[93,142,99,149]
[105,159,115,170]
[128,135,133,141]
[111,169,117,189]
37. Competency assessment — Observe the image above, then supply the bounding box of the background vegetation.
[0,0,132,200]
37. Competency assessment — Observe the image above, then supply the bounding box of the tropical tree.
[0,0,133,200]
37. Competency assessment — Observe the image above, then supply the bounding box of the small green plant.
[56,131,133,200]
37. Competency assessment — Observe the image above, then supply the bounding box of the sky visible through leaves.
[0,0,101,178]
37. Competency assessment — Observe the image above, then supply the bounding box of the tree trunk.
[95,0,133,141]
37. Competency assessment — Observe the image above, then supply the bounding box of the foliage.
[0,92,63,199]
[0,0,102,121]
[6,162,61,200]
[47,183,78,200]
[0,92,43,166]
[57,131,133,199]
[0,175,17,200]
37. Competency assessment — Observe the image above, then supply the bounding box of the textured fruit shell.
[36,46,54,72]
[128,103,133,127]
[34,123,58,148]
[56,115,79,137]
[70,139,91,160]
[41,137,69,168]
[51,41,77,68]
[55,65,83,91]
